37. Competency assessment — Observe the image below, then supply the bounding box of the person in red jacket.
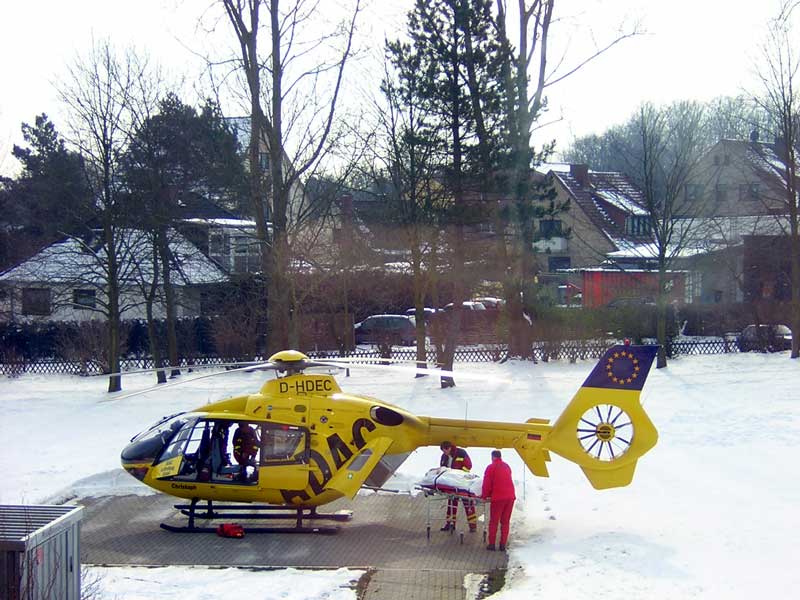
[439,441,477,532]
[481,449,516,551]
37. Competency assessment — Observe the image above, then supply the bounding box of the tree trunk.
[656,262,669,368]
[146,298,167,385]
[105,219,121,392]
[157,229,180,377]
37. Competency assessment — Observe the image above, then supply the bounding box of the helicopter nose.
[120,433,166,465]
[123,464,150,481]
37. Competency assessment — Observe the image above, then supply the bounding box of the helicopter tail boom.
[421,345,657,490]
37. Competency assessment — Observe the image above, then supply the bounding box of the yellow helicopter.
[120,343,659,533]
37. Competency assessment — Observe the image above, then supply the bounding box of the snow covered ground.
[2,350,799,599]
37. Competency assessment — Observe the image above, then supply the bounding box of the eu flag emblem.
[582,345,658,391]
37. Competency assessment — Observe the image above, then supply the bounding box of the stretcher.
[416,486,488,544]
[416,467,489,544]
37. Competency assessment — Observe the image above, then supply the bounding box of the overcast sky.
[0,0,787,177]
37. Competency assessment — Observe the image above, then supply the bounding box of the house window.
[232,235,261,273]
[22,288,51,316]
[259,152,269,170]
[539,219,563,238]
[684,272,703,304]
[685,184,703,201]
[209,231,229,257]
[714,184,728,203]
[625,216,651,237]
[548,256,571,272]
[73,289,96,309]
[739,183,759,201]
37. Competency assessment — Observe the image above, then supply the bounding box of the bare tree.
[493,0,642,355]
[58,41,153,391]
[215,0,361,353]
[613,102,708,367]
[752,0,800,358]
[375,41,448,370]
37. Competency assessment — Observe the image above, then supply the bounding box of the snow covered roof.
[551,167,651,251]
[595,188,648,216]
[182,218,258,228]
[0,229,228,286]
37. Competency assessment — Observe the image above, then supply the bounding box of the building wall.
[0,283,203,323]
[548,180,616,270]
[582,270,686,308]
[690,140,786,218]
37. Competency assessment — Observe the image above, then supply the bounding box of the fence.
[1,337,751,377]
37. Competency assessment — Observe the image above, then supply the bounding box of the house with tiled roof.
[0,228,228,323]
[688,136,793,218]
[225,117,338,268]
[676,136,798,304]
[538,164,656,273]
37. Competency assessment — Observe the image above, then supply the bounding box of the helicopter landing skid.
[161,499,352,534]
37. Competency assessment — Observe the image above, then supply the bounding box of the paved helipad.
[79,492,508,599]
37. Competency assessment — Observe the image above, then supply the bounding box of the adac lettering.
[279,417,377,502]
[278,379,333,394]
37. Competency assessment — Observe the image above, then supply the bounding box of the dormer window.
[685,184,703,202]
[539,219,563,238]
[738,183,760,201]
[625,216,651,237]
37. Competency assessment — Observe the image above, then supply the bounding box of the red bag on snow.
[216,523,245,538]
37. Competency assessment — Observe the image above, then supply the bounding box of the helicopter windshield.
[120,413,197,463]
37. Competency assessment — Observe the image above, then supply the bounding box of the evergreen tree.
[121,93,245,377]
[390,0,510,385]
[0,114,89,268]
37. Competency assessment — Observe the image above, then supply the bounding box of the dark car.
[404,307,437,323]
[354,314,417,346]
[738,324,793,352]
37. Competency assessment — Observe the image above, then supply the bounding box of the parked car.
[442,300,486,311]
[473,297,506,310]
[607,296,656,308]
[354,314,417,346]
[738,324,793,352]
[404,307,437,322]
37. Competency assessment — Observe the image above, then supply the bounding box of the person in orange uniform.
[232,422,259,481]
[439,441,477,532]
[481,449,516,551]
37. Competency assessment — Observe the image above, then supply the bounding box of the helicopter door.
[259,423,309,490]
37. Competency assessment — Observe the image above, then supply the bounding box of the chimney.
[339,193,353,220]
[774,136,789,162]
[570,164,590,187]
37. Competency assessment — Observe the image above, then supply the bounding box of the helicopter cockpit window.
[155,418,199,466]
[162,419,263,485]
[261,424,306,464]
[121,413,193,462]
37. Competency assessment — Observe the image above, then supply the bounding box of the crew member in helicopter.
[439,441,477,532]
[232,422,260,482]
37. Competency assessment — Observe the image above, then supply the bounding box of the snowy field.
[2,350,799,599]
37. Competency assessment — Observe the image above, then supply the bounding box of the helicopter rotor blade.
[101,354,506,402]
[89,361,266,378]
[102,361,278,402]
[316,358,510,383]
